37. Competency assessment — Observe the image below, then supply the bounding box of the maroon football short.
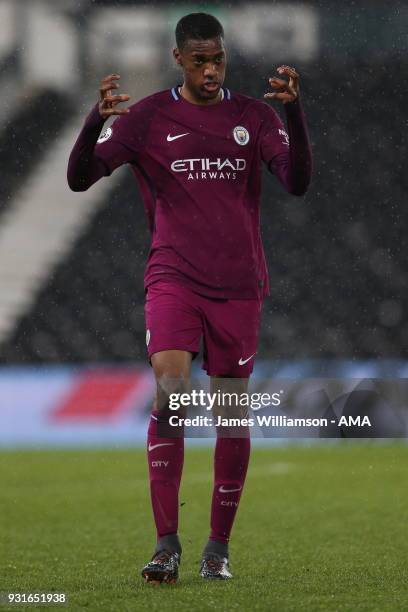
[144,280,262,377]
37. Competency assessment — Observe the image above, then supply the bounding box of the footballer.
[68,13,312,582]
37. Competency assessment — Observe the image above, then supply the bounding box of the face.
[173,36,227,102]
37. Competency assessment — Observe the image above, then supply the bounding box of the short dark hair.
[175,13,224,50]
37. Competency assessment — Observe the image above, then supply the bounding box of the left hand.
[264,65,299,104]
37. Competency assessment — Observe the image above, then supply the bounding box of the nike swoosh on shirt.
[219,485,242,493]
[238,354,255,366]
[148,442,175,451]
[167,132,189,142]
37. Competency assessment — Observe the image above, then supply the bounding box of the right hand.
[99,74,131,120]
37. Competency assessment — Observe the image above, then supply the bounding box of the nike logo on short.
[219,485,242,493]
[148,442,175,451]
[238,354,255,366]
[167,132,189,142]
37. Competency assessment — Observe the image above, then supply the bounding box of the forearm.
[270,98,313,196]
[67,104,110,192]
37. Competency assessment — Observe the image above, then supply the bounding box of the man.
[68,12,312,582]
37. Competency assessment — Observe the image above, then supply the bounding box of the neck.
[179,84,223,105]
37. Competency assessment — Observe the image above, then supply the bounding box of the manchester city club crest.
[233,125,250,146]
[97,127,113,144]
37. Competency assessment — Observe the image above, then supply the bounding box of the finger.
[100,75,120,94]
[102,108,130,117]
[103,94,130,104]
[269,77,287,90]
[268,78,294,96]
[100,75,120,89]
[264,92,295,103]
[102,74,120,82]
[277,65,299,78]
[109,99,129,109]
[101,97,130,114]
[269,77,290,89]
[277,65,297,74]
[100,82,120,96]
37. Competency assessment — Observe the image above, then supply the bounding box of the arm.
[67,74,132,192]
[261,65,313,196]
[67,103,111,191]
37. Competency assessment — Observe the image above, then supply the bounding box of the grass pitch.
[1,444,407,611]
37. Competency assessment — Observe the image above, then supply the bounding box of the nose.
[204,64,218,77]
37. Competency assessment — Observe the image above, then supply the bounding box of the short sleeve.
[94,100,154,174]
[259,103,290,166]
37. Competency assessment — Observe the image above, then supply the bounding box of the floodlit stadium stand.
[0,89,70,215]
[0,171,149,363]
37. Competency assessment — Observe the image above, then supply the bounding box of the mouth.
[203,82,220,93]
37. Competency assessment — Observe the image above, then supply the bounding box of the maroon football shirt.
[68,85,312,299]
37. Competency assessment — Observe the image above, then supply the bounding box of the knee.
[154,374,190,416]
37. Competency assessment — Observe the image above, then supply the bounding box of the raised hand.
[264,65,299,104]
[98,74,131,119]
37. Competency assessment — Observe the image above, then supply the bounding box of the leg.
[148,350,192,554]
[205,376,251,560]
[142,281,202,583]
[199,296,262,578]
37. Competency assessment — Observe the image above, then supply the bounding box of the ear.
[173,47,183,66]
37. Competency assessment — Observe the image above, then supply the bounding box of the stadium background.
[0,0,406,445]
[0,2,407,609]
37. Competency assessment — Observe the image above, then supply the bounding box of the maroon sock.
[147,410,184,541]
[209,435,251,545]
